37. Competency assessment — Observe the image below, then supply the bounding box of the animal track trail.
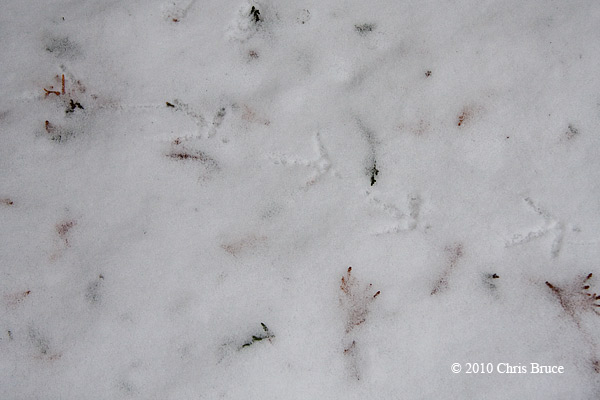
[169,101,234,139]
[38,67,226,139]
[111,99,231,140]
[269,132,340,189]
[366,190,421,235]
[505,197,571,258]
[22,65,232,142]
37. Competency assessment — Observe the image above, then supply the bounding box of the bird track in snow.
[269,132,340,189]
[366,190,421,235]
[505,197,569,258]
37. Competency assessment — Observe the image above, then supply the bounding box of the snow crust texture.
[2,0,600,398]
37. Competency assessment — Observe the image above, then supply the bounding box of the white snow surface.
[2,0,600,398]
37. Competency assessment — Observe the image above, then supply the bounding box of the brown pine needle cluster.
[546,273,600,321]
[340,267,380,333]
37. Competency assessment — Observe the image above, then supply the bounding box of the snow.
[2,0,600,398]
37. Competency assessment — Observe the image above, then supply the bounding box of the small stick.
[61,74,65,95]
[44,88,61,97]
